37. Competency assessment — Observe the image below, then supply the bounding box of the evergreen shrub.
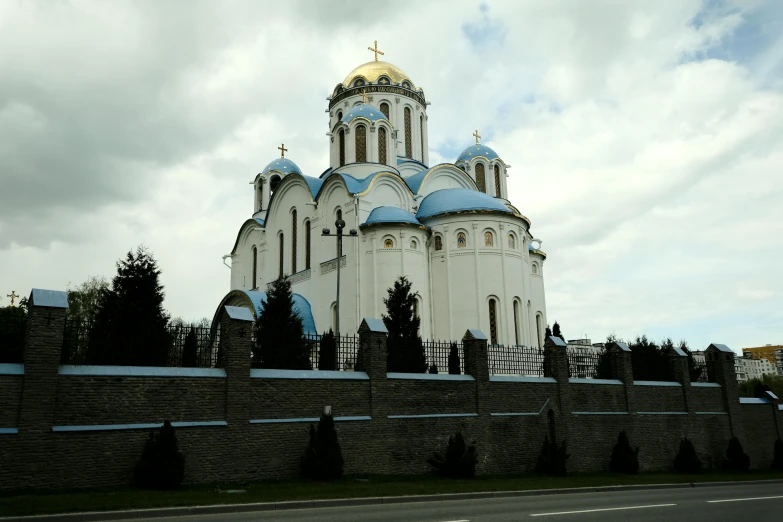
[609,430,639,474]
[723,437,750,471]
[429,364,439,374]
[427,432,477,479]
[302,414,344,480]
[673,438,702,473]
[772,439,783,471]
[318,329,336,371]
[253,277,310,370]
[182,327,198,367]
[534,436,569,476]
[133,420,184,489]
[448,343,461,375]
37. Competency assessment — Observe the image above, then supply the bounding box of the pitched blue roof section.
[301,175,324,198]
[319,166,334,179]
[214,290,317,335]
[416,188,513,220]
[457,144,501,162]
[397,157,428,169]
[262,157,302,176]
[363,206,422,227]
[253,217,265,227]
[30,289,69,309]
[223,305,254,322]
[404,168,430,194]
[341,104,388,124]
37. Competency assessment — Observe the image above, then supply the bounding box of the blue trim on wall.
[58,366,227,378]
[387,373,475,381]
[571,411,629,415]
[636,412,688,415]
[489,375,556,383]
[569,378,623,385]
[739,397,770,404]
[691,382,721,388]
[779,405,783,411]
[490,412,539,417]
[387,413,478,419]
[695,412,728,415]
[52,421,227,432]
[0,364,23,375]
[249,416,372,424]
[0,428,18,435]
[634,381,681,387]
[250,369,369,380]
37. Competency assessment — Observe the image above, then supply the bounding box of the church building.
[220,45,549,347]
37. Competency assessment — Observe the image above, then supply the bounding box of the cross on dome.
[360,90,369,103]
[367,40,384,61]
[473,129,481,145]
[7,290,19,307]
[278,143,288,158]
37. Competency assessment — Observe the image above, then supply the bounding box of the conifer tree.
[301,414,344,480]
[609,430,640,473]
[772,439,783,471]
[724,437,750,471]
[87,246,171,366]
[427,432,477,479]
[383,276,427,373]
[318,329,336,371]
[545,325,553,338]
[448,342,461,375]
[182,327,198,367]
[674,438,703,473]
[552,321,565,342]
[134,420,185,489]
[253,277,310,369]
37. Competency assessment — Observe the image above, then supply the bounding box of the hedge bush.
[673,438,702,473]
[302,414,344,480]
[427,432,477,479]
[772,439,783,470]
[609,430,639,474]
[133,420,185,489]
[534,436,569,476]
[724,437,750,472]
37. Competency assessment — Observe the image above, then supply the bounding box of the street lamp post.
[322,219,358,369]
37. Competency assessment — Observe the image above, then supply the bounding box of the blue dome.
[457,144,501,163]
[262,157,302,176]
[363,206,423,227]
[416,188,513,220]
[341,104,388,124]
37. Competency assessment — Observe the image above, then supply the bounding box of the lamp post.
[322,219,358,368]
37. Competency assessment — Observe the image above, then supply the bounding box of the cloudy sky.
[1,0,781,351]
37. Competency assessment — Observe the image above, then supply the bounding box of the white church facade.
[220,50,549,347]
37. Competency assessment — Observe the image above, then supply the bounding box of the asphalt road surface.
[144,482,783,521]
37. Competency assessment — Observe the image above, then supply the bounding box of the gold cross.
[7,291,19,307]
[278,143,288,158]
[360,90,368,104]
[473,129,481,145]
[367,40,384,61]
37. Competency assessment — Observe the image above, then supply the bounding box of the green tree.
[66,276,109,325]
[552,321,565,342]
[629,335,671,381]
[87,246,171,366]
[448,343,461,375]
[427,432,478,479]
[383,276,427,373]
[0,303,27,363]
[545,325,553,339]
[133,420,185,489]
[301,414,344,480]
[253,276,310,369]
[609,430,639,474]
[181,327,198,367]
[738,375,783,399]
[318,329,336,371]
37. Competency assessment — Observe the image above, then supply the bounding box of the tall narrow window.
[513,300,520,346]
[305,220,311,270]
[378,127,387,164]
[484,231,494,247]
[252,246,258,289]
[434,235,443,251]
[338,129,345,167]
[336,209,343,257]
[420,115,424,160]
[494,164,502,197]
[536,314,542,348]
[489,299,498,345]
[404,107,412,158]
[475,163,486,193]
[508,234,515,249]
[380,102,389,119]
[279,233,284,279]
[291,209,298,274]
[355,124,367,162]
[457,232,466,248]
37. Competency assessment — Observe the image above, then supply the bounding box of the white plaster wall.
[528,252,547,347]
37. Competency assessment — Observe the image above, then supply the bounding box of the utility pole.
[322,218,358,368]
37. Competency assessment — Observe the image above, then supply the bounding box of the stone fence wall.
[0,291,780,490]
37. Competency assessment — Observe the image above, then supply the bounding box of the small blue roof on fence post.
[29,289,69,309]
[671,346,687,357]
[707,343,734,353]
[607,341,630,352]
[766,390,779,401]
[223,305,254,322]
[463,329,487,341]
[546,336,567,348]
[359,318,387,334]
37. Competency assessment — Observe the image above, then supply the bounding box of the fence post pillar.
[666,346,693,414]
[357,318,388,419]
[463,329,489,413]
[544,335,569,411]
[220,306,254,481]
[608,342,633,413]
[706,343,745,441]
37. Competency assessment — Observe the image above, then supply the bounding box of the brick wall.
[0,374,22,428]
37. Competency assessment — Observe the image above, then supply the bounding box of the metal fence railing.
[488,344,546,376]
[567,347,605,379]
[303,333,359,371]
[167,325,221,368]
[422,340,463,374]
[0,313,26,364]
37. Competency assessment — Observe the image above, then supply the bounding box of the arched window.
[270,175,281,193]
[410,238,418,250]
[355,124,367,162]
[536,313,543,348]
[331,302,337,332]
[252,246,258,289]
[304,220,311,270]
[335,209,343,257]
[404,107,412,158]
[532,263,538,275]
[457,232,466,248]
[513,300,521,346]
[380,102,389,119]
[384,237,394,248]
[494,164,502,197]
[378,127,387,164]
[434,235,443,251]
[420,115,424,159]
[338,129,345,167]
[278,233,284,279]
[484,231,494,247]
[488,298,498,345]
[337,110,343,121]
[291,209,298,274]
[475,163,486,193]
[508,234,515,249]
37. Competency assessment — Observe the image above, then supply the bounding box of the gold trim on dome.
[343,61,414,88]
[529,249,547,258]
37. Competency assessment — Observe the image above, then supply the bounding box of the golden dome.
[342,60,414,87]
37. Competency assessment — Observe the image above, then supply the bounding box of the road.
[144,482,783,521]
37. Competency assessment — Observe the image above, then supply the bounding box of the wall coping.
[387,372,475,381]
[692,382,721,388]
[636,411,689,415]
[695,411,728,415]
[0,364,23,375]
[490,412,540,417]
[250,369,369,380]
[569,378,623,385]
[387,413,478,419]
[249,416,371,424]
[489,375,556,383]
[634,380,682,387]
[58,366,227,378]
[572,411,629,415]
[0,428,18,434]
[52,421,227,432]
[739,397,771,405]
